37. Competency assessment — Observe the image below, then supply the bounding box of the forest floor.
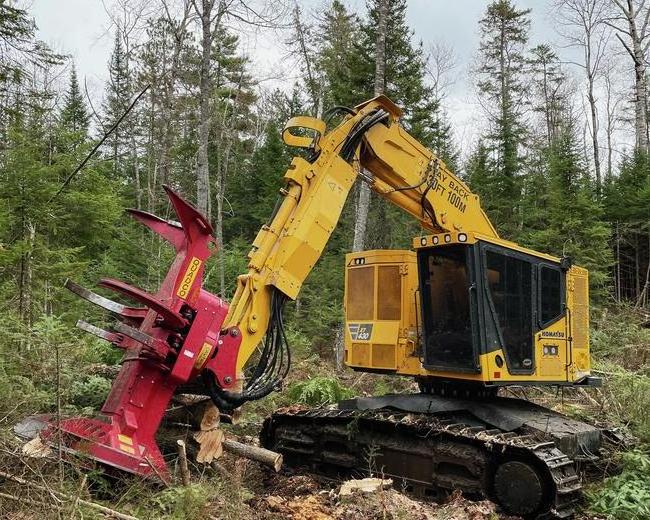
[0,367,625,520]
[0,305,648,519]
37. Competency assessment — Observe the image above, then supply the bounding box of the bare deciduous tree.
[555,0,609,194]
[606,0,650,152]
[602,55,625,179]
[288,3,321,114]
[157,0,193,209]
[426,41,458,102]
[192,0,221,219]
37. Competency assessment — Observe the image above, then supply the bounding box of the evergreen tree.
[430,109,459,173]
[527,45,566,147]
[603,151,650,303]
[60,66,89,135]
[225,122,289,241]
[475,0,531,238]
[317,1,362,109]
[58,66,89,153]
[102,30,131,178]
[356,0,438,146]
[522,117,612,294]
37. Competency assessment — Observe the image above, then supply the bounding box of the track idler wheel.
[493,460,547,517]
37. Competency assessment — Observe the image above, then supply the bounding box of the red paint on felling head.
[40,186,237,481]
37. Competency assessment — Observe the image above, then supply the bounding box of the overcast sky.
[29,0,603,156]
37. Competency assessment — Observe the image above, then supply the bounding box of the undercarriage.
[261,393,626,519]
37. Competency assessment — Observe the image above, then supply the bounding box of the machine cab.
[344,232,593,386]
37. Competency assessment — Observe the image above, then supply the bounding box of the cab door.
[536,263,568,380]
[481,245,536,375]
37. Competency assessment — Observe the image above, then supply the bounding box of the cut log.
[222,439,283,472]
[193,401,223,463]
[194,428,224,463]
[339,478,393,496]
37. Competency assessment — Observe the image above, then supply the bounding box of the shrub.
[70,375,112,409]
[148,484,212,520]
[287,376,353,405]
[586,450,650,520]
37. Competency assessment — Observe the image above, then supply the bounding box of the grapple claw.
[65,279,146,323]
[76,319,122,344]
[98,278,188,329]
[127,208,185,251]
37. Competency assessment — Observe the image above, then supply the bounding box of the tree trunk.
[196,0,216,219]
[352,184,371,252]
[587,75,602,195]
[632,47,648,152]
[292,5,319,112]
[131,133,142,209]
[222,439,283,471]
[373,0,388,96]
[604,67,616,182]
[615,1,650,153]
[177,440,191,485]
[616,221,621,302]
[352,0,388,253]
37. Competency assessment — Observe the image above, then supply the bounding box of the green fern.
[287,377,353,405]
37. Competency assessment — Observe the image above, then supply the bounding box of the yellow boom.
[224,95,496,372]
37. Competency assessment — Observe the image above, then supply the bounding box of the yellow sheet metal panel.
[377,265,401,320]
[372,344,397,369]
[570,268,590,350]
[346,266,375,321]
[535,319,568,378]
[350,343,371,366]
[344,250,416,373]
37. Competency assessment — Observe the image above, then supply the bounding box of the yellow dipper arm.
[224,95,497,374]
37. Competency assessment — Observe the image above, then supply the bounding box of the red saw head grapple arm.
[39,186,241,480]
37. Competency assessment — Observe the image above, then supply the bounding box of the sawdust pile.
[254,475,520,520]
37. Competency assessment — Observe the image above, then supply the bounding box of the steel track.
[261,407,582,519]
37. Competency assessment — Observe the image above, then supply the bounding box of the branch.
[603,19,632,36]
[612,0,630,16]
[0,471,139,520]
[83,76,104,128]
[615,31,637,59]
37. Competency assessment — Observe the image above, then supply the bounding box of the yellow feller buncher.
[18,96,628,519]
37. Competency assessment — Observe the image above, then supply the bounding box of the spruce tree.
[102,30,131,178]
[317,1,362,109]
[430,110,459,173]
[527,45,566,147]
[475,0,531,238]
[355,0,438,147]
[603,151,650,303]
[522,116,611,294]
[59,65,89,151]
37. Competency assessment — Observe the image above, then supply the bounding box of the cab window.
[539,265,563,324]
